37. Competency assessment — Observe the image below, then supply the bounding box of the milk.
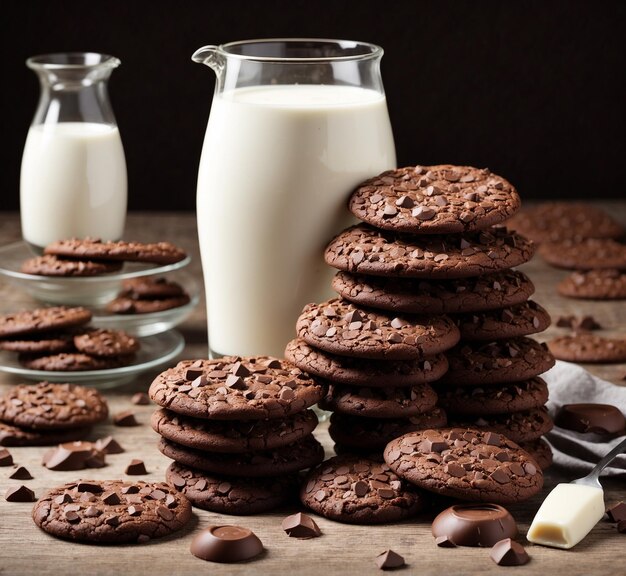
[20,122,127,249]
[197,85,396,357]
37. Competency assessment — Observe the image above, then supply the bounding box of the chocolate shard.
[489,538,530,566]
[9,466,33,480]
[606,501,626,523]
[5,484,36,502]
[131,392,151,405]
[281,512,322,539]
[0,448,13,466]
[376,549,405,570]
[94,436,125,454]
[113,411,139,427]
[125,459,148,475]
[435,535,457,548]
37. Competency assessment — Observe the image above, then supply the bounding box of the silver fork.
[571,436,626,488]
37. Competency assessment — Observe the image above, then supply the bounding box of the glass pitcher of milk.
[193,39,396,358]
[20,52,127,251]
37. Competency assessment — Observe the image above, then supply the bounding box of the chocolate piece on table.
[9,466,33,480]
[0,447,13,466]
[375,549,405,570]
[190,525,264,563]
[281,512,322,539]
[126,459,148,475]
[617,520,626,533]
[113,410,139,427]
[94,436,125,454]
[431,504,518,547]
[435,535,457,548]
[555,403,626,436]
[5,484,36,502]
[606,501,626,523]
[132,392,151,405]
[489,538,530,566]
[42,441,105,471]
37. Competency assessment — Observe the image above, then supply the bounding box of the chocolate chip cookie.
[73,328,140,357]
[0,306,92,339]
[32,479,192,543]
[547,333,626,363]
[296,298,460,360]
[106,294,191,314]
[384,428,543,504]
[21,254,123,276]
[19,352,135,371]
[149,357,325,421]
[325,224,535,279]
[348,165,521,234]
[557,269,626,300]
[539,238,626,270]
[0,331,75,354]
[518,438,553,470]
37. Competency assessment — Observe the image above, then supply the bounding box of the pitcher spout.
[191,45,225,74]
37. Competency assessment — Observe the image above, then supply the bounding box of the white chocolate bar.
[527,483,605,549]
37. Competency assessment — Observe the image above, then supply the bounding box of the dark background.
[2,0,625,211]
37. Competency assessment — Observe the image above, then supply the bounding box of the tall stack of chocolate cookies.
[293,164,556,468]
[149,356,327,515]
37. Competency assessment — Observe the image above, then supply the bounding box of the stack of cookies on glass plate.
[149,356,326,515]
[319,164,555,470]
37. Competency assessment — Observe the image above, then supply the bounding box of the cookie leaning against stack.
[150,356,326,515]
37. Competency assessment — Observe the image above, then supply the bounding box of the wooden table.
[1,207,624,576]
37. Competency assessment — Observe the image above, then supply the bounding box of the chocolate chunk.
[190,525,264,563]
[281,512,322,539]
[5,484,36,502]
[375,549,405,570]
[113,410,139,427]
[489,538,530,566]
[431,504,518,547]
[94,436,125,454]
[132,392,151,405]
[606,501,626,523]
[9,466,33,480]
[126,459,148,475]
[617,520,626,533]
[435,535,457,547]
[0,448,13,466]
[555,403,626,436]
[42,442,106,471]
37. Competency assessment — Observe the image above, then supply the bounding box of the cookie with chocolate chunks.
[149,357,324,421]
[539,238,626,270]
[349,165,520,234]
[332,270,535,315]
[325,224,535,279]
[0,382,108,430]
[32,479,191,543]
[454,301,551,341]
[20,254,123,277]
[0,331,75,354]
[438,337,555,386]
[106,294,191,314]
[319,382,438,418]
[438,377,549,416]
[557,269,626,300]
[120,277,187,298]
[158,435,324,478]
[296,298,460,360]
[547,333,626,363]
[0,306,92,339]
[300,455,425,524]
[285,338,448,387]
[448,406,554,444]
[0,421,91,447]
[519,438,553,470]
[73,328,140,357]
[151,407,318,453]
[19,352,135,371]
[166,461,297,515]
[384,428,543,504]
[45,237,187,265]
[328,409,448,450]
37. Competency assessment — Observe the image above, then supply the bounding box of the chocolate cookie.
[20,254,123,276]
[319,382,438,418]
[506,202,625,243]
[349,165,520,234]
[0,382,108,430]
[300,455,426,524]
[0,421,91,447]
[151,408,318,453]
[149,357,325,421]
[0,331,75,354]
[121,277,186,298]
[546,333,626,363]
[557,269,626,300]
[519,438,553,470]
[296,298,460,360]
[106,294,191,314]
[448,407,554,444]
[328,409,448,450]
[453,301,551,341]
[438,377,549,416]
[166,461,297,515]
[0,306,92,339]
[384,428,543,504]
[45,238,187,265]
[332,270,535,315]
[73,328,140,357]
[539,238,626,270]
[158,436,324,478]
[19,352,135,371]
[32,479,192,543]
[438,337,555,386]
[325,224,535,279]
[285,339,448,387]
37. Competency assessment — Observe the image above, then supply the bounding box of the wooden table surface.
[0,206,624,576]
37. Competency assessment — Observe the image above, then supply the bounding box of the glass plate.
[0,240,191,306]
[0,330,185,389]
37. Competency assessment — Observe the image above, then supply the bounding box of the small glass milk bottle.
[20,52,127,252]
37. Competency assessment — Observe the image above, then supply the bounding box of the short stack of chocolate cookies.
[149,356,326,515]
[318,164,555,469]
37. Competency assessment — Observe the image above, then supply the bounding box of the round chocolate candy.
[431,503,518,547]
[190,525,264,563]
[554,403,626,437]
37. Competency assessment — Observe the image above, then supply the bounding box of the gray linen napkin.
[542,360,626,476]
